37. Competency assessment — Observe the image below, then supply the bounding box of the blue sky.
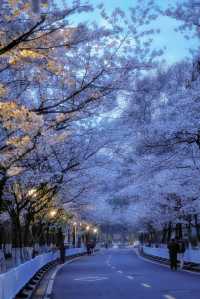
[88,0,198,64]
[56,0,198,64]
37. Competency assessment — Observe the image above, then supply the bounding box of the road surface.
[52,248,200,299]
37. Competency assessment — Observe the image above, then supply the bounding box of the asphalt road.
[52,248,200,299]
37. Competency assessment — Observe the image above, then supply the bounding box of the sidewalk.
[140,247,200,272]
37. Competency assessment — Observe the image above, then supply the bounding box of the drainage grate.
[15,261,56,299]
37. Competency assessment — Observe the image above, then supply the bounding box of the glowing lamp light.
[28,188,37,197]
[86,225,90,231]
[49,209,57,218]
[93,228,98,234]
[73,222,77,226]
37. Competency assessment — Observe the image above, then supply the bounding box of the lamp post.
[73,222,77,248]
[48,209,58,250]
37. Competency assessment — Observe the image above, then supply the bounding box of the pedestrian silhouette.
[167,238,179,271]
[86,242,92,255]
[178,239,186,269]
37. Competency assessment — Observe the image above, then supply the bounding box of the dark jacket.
[167,241,179,256]
[178,241,186,253]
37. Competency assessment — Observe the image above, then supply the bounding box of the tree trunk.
[0,226,6,273]
[194,214,200,242]
[187,223,192,244]
[162,227,167,244]
[0,174,7,206]
[167,222,172,242]
[11,218,24,266]
[23,222,33,260]
[179,223,183,239]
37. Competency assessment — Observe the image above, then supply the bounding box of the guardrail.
[65,248,86,257]
[0,247,86,299]
[143,246,200,264]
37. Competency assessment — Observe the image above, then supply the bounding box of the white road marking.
[141,283,151,288]
[164,295,176,299]
[44,256,82,298]
[117,270,123,274]
[74,276,109,282]
[127,275,134,280]
[45,279,54,296]
[79,274,108,276]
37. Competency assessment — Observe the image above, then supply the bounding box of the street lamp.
[28,188,37,197]
[85,225,91,247]
[49,209,57,218]
[93,228,98,234]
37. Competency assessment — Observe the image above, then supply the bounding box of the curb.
[15,260,57,299]
[44,256,85,299]
[135,249,200,275]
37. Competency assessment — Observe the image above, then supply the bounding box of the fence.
[0,247,86,299]
[143,246,200,264]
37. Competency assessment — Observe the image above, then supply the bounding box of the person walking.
[86,241,92,256]
[90,240,96,255]
[167,238,179,271]
[178,239,186,269]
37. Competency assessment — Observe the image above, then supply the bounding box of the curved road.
[52,249,200,299]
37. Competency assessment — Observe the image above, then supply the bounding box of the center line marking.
[164,295,176,299]
[118,270,123,274]
[127,275,134,280]
[141,283,151,288]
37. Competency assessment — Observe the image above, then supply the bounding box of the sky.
[62,0,198,64]
[95,0,198,64]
